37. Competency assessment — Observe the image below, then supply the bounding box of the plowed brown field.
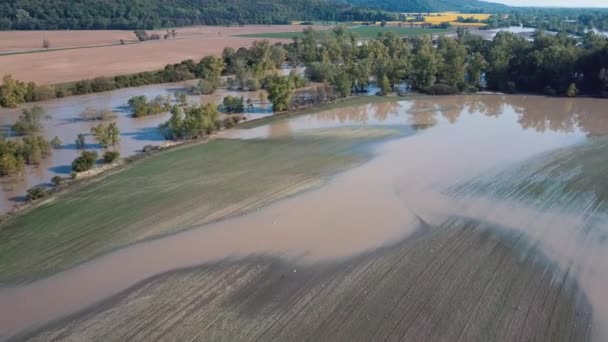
[0,25,325,85]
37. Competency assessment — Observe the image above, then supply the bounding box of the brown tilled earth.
[0,25,326,85]
[19,220,592,342]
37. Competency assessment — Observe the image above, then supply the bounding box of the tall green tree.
[411,36,439,90]
[467,52,487,88]
[266,75,295,112]
[0,75,28,108]
[437,36,467,87]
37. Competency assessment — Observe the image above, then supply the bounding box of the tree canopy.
[0,0,397,30]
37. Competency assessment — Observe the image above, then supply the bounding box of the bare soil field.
[17,222,591,341]
[0,25,326,85]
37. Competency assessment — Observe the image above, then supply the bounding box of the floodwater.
[0,80,275,211]
[2,94,608,339]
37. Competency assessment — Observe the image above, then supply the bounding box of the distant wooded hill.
[337,0,507,13]
[0,0,398,30]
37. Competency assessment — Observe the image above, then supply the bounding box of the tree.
[103,151,120,163]
[221,96,245,113]
[467,52,487,88]
[378,75,392,95]
[349,60,372,93]
[26,186,49,201]
[51,176,63,186]
[134,30,149,41]
[128,95,170,117]
[75,134,86,150]
[411,36,439,90]
[90,123,120,148]
[265,75,294,112]
[333,68,352,98]
[437,36,467,87]
[567,83,578,97]
[0,75,28,108]
[72,151,98,172]
[50,136,62,149]
[12,105,48,135]
[197,56,225,93]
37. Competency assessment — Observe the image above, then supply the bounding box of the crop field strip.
[0,128,400,284]
[19,220,591,341]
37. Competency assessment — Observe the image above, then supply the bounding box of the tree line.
[485,9,608,36]
[0,0,396,30]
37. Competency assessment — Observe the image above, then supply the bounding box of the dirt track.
[0,25,325,85]
[18,221,591,341]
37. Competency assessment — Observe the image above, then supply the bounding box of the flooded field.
[0,81,278,211]
[1,94,608,340]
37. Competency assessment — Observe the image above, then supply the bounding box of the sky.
[484,0,608,7]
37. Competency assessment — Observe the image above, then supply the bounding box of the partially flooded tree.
[75,133,86,150]
[265,75,294,112]
[90,122,120,148]
[0,75,28,108]
[12,105,49,135]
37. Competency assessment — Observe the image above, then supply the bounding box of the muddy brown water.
[1,94,608,339]
[0,81,276,211]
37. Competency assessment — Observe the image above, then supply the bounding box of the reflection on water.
[0,91,606,212]
[3,94,608,339]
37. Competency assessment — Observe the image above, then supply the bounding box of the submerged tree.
[90,123,120,148]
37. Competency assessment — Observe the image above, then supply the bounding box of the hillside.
[339,0,508,13]
[0,0,395,30]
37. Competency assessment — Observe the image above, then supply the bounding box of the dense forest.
[338,0,506,13]
[0,0,397,30]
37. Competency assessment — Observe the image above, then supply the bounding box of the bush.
[567,83,578,97]
[103,151,120,163]
[71,150,98,172]
[51,176,63,186]
[466,85,479,93]
[245,78,261,91]
[12,105,47,135]
[221,96,244,113]
[423,84,459,95]
[142,145,160,153]
[506,81,517,94]
[543,86,557,96]
[197,79,216,95]
[26,186,49,201]
[50,136,62,149]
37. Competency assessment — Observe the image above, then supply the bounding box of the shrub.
[197,79,216,95]
[71,150,98,172]
[51,176,63,186]
[26,186,49,201]
[567,83,578,97]
[12,105,47,135]
[50,136,62,149]
[466,86,479,93]
[543,86,557,96]
[245,78,261,91]
[103,151,120,163]
[221,96,244,113]
[142,145,160,153]
[506,81,517,94]
[423,84,459,95]
[222,116,236,129]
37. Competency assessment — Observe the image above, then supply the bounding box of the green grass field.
[239,26,449,39]
[0,107,402,283]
